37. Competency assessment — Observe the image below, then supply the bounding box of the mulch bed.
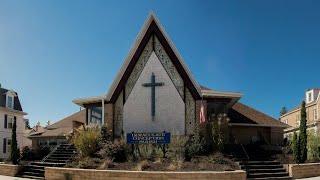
[67,154,239,171]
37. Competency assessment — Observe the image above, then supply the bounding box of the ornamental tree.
[299,100,307,163]
[10,118,19,164]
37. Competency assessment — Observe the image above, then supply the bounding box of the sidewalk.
[300,177,320,180]
[0,176,32,180]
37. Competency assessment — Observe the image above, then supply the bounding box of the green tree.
[299,100,307,163]
[293,132,301,163]
[279,107,288,119]
[10,118,19,164]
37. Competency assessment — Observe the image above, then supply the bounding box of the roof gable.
[106,11,202,102]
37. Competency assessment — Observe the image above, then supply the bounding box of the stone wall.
[45,167,246,180]
[0,164,22,176]
[288,163,320,179]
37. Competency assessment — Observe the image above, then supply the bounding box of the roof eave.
[72,96,108,107]
[0,106,27,115]
[229,123,289,128]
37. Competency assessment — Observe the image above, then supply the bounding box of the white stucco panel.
[123,52,185,135]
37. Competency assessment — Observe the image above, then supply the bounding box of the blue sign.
[127,132,171,144]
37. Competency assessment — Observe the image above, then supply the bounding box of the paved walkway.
[0,176,32,180]
[300,177,320,180]
[0,175,320,180]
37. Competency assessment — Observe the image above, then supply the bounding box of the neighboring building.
[280,88,320,137]
[0,85,28,160]
[28,110,85,149]
[72,12,288,146]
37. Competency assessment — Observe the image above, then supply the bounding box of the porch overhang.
[202,89,243,108]
[72,95,108,107]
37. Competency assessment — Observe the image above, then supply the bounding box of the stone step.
[44,159,68,163]
[248,168,287,173]
[239,161,280,165]
[21,175,44,180]
[241,164,283,169]
[50,153,75,157]
[247,176,292,180]
[45,156,71,160]
[30,162,66,167]
[248,172,290,178]
[25,165,45,170]
[22,171,44,177]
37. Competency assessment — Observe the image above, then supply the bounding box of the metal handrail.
[230,134,249,176]
[261,134,289,164]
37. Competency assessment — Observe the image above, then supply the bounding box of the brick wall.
[289,163,320,179]
[104,103,113,139]
[0,164,22,176]
[45,167,246,180]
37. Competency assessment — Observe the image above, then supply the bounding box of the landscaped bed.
[66,122,238,172]
[66,153,238,171]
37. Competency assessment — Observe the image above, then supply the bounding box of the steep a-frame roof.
[106,11,202,102]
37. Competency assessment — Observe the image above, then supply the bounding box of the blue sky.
[1,1,320,126]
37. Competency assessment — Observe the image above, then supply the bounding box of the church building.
[73,12,288,145]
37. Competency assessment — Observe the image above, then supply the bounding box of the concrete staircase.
[20,144,76,179]
[240,160,291,180]
[226,144,292,180]
[243,145,291,180]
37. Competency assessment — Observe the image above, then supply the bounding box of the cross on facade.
[142,73,164,117]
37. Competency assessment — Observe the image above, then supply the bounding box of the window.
[314,109,318,120]
[296,115,300,126]
[7,116,13,129]
[88,107,102,125]
[6,139,11,154]
[308,92,312,102]
[284,119,288,124]
[7,96,13,109]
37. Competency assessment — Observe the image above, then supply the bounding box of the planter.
[0,164,23,176]
[45,167,246,180]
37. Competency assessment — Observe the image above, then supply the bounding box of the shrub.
[307,130,320,162]
[71,126,101,157]
[20,146,32,160]
[100,125,110,143]
[211,114,229,152]
[186,129,207,158]
[97,139,127,162]
[136,144,163,161]
[167,135,188,163]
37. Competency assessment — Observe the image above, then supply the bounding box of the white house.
[0,84,28,160]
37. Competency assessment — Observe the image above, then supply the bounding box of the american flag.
[200,101,206,123]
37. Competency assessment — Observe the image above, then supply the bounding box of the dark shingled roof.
[0,87,23,111]
[230,102,288,127]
